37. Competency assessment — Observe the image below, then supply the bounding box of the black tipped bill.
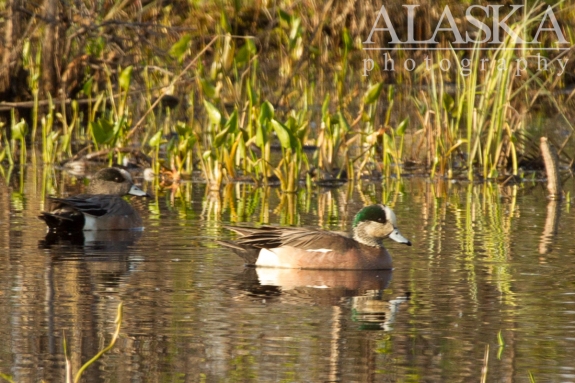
[389,229,412,246]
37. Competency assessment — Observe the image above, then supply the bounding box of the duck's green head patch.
[353,204,388,227]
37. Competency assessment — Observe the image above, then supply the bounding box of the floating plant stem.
[73,302,124,383]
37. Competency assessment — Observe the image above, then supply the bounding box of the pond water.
[1,166,575,383]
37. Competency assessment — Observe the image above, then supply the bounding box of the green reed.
[317,94,351,180]
[1,0,573,189]
[467,3,560,180]
[22,39,41,145]
[69,303,123,383]
[411,2,568,180]
[41,94,58,164]
[10,110,27,166]
[271,112,309,192]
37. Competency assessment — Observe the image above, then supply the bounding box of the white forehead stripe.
[383,205,397,226]
[306,248,333,253]
[118,168,133,182]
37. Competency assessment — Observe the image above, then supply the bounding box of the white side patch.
[305,248,333,253]
[83,215,98,231]
[255,248,290,268]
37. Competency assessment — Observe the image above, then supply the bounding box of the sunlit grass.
[0,0,573,190]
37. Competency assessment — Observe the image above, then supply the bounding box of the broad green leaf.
[112,115,126,137]
[289,17,302,41]
[363,82,384,105]
[119,66,133,92]
[329,112,339,125]
[169,34,192,62]
[214,126,231,147]
[199,78,216,99]
[82,77,93,96]
[285,115,297,133]
[187,132,198,148]
[178,137,189,152]
[90,118,114,144]
[259,101,274,126]
[396,117,409,136]
[278,9,291,28]
[271,119,294,150]
[256,123,266,147]
[203,150,214,160]
[166,135,177,153]
[175,121,191,137]
[179,134,197,152]
[225,109,239,133]
[203,100,222,126]
[236,39,257,66]
[11,119,28,140]
[337,111,351,133]
[149,130,163,147]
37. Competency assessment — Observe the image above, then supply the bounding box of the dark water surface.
[1,167,575,383]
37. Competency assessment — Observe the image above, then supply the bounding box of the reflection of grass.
[0,302,124,383]
[423,180,517,305]
[69,302,123,383]
[3,158,568,382]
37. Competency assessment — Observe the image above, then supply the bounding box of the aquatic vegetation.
[0,303,123,383]
[0,0,573,189]
[68,302,123,383]
[9,111,27,166]
[0,5,574,382]
[410,3,574,180]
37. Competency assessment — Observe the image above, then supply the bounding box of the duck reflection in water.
[39,230,144,287]
[39,229,143,254]
[235,267,410,331]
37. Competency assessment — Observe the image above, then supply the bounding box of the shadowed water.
[1,166,575,382]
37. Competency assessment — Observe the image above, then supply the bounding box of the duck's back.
[39,195,142,232]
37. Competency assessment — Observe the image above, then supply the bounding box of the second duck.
[39,167,148,232]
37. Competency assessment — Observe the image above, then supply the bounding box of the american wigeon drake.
[39,167,148,232]
[218,204,412,270]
